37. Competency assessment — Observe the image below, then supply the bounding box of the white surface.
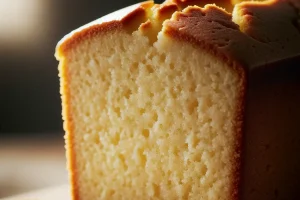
[0,137,68,198]
[1,185,70,200]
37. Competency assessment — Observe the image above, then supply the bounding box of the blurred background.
[0,0,154,198]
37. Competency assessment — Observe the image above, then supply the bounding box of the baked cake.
[55,0,300,199]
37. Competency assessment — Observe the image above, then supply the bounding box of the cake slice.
[55,0,300,199]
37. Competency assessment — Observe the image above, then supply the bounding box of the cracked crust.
[164,0,300,69]
[57,0,300,67]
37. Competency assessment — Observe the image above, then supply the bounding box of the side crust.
[58,57,79,200]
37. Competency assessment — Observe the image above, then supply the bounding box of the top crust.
[167,0,235,11]
[56,0,300,69]
[163,0,300,69]
[55,1,153,56]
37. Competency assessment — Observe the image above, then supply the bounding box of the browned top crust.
[164,0,300,70]
[167,0,235,11]
[55,1,153,56]
[55,0,237,57]
[56,0,300,71]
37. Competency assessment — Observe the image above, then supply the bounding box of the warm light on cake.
[55,0,300,199]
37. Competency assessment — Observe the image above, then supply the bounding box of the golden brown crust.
[58,57,79,200]
[58,21,122,55]
[139,19,153,31]
[122,1,154,29]
[163,1,300,70]
[163,5,238,65]
[56,1,153,57]
[159,2,178,14]
[156,3,179,20]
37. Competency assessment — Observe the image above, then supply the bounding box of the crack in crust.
[164,0,300,69]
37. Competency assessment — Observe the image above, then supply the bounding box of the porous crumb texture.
[60,30,242,200]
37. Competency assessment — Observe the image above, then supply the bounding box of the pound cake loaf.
[55,0,300,199]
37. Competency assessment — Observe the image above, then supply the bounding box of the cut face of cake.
[55,0,300,200]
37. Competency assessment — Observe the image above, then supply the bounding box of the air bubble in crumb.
[146,64,154,73]
[153,183,160,197]
[142,129,150,138]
